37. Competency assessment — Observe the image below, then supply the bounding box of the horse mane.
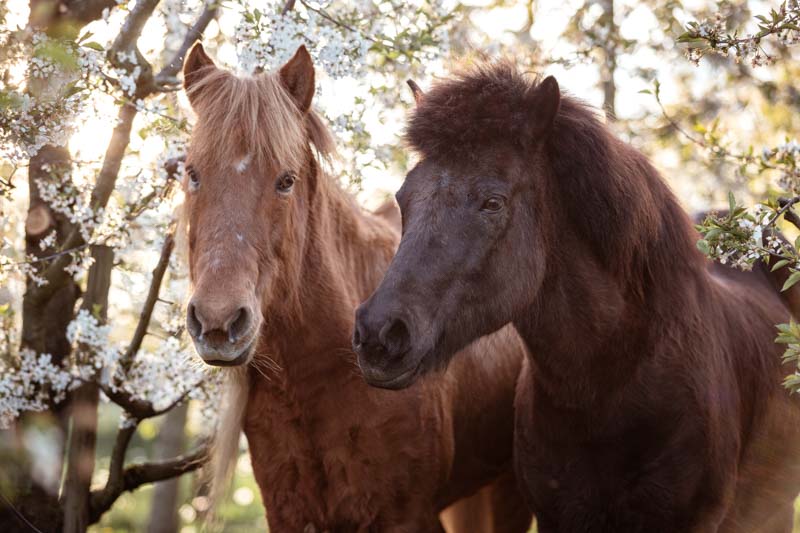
[205,366,249,521]
[405,59,703,291]
[186,66,337,170]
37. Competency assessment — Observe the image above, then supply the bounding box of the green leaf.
[772,259,791,272]
[83,42,105,52]
[783,373,800,392]
[728,191,736,213]
[782,270,800,292]
[64,83,86,98]
[638,89,652,95]
[696,239,710,255]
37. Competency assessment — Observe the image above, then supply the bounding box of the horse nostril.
[227,307,250,344]
[379,317,411,358]
[187,303,202,339]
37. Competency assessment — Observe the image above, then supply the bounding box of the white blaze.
[234,153,252,173]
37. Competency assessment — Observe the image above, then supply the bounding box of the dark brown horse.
[181,45,531,532]
[354,60,800,532]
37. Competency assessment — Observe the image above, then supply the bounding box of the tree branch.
[121,231,175,371]
[28,0,161,306]
[778,197,800,231]
[25,2,212,307]
[29,102,138,306]
[29,0,119,36]
[100,383,195,421]
[86,421,135,523]
[89,442,209,523]
[64,0,120,26]
[282,0,297,15]
[155,1,220,86]
[111,0,161,55]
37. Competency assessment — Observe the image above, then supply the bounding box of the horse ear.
[525,75,560,141]
[407,79,424,105]
[183,43,217,107]
[280,45,315,113]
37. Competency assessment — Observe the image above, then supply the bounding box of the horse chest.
[244,376,435,529]
[514,379,715,532]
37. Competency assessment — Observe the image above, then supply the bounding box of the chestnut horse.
[181,45,531,532]
[354,60,800,532]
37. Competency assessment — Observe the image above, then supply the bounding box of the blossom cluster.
[0,91,85,160]
[0,309,221,429]
[777,322,800,393]
[0,31,105,162]
[234,3,371,78]
[0,350,74,428]
[764,140,800,194]
[680,1,800,67]
[696,198,774,271]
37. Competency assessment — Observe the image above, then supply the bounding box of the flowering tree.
[0,0,452,531]
[1,2,222,531]
[7,0,796,530]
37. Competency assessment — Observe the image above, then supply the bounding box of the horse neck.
[515,138,709,408]
[304,170,398,305]
[261,163,397,364]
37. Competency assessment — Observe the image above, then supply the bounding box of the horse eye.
[186,166,200,190]
[481,196,505,212]
[276,172,296,194]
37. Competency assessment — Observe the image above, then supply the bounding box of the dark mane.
[405,61,535,159]
[406,60,703,291]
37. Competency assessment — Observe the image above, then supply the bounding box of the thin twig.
[121,231,175,370]
[0,491,46,533]
[298,0,381,45]
[10,243,92,267]
[654,84,780,171]
[282,0,297,14]
[155,1,219,85]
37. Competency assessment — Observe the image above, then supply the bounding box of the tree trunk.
[61,245,114,533]
[1,3,114,529]
[600,0,618,120]
[22,147,80,362]
[147,403,189,533]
